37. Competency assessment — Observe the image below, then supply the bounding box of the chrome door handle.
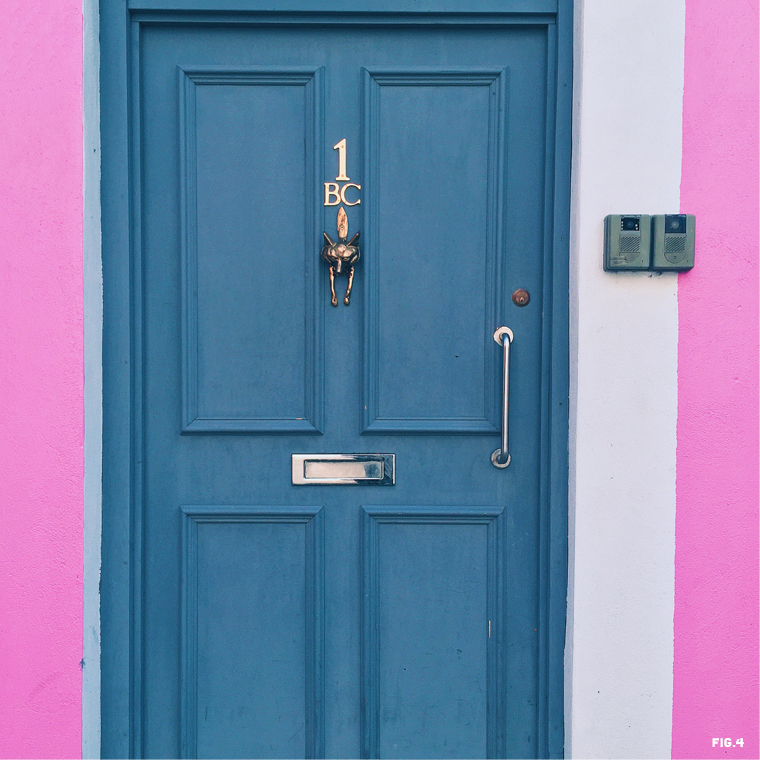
[491,326,513,468]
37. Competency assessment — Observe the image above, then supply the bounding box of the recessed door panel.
[363,70,508,433]
[181,70,323,433]
[362,507,505,759]
[182,507,324,759]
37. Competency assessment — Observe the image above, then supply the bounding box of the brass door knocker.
[322,206,360,306]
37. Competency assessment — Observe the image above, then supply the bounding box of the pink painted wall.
[0,1,83,758]
[673,1,760,758]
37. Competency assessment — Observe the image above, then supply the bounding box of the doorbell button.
[651,214,695,271]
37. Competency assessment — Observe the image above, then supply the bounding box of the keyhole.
[512,288,530,307]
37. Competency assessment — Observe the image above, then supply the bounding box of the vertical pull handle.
[491,326,513,468]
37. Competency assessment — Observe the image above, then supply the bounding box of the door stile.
[544,6,573,758]
[128,16,146,759]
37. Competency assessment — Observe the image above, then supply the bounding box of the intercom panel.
[604,214,651,271]
[651,214,696,271]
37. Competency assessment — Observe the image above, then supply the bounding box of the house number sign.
[324,139,361,206]
[321,139,361,306]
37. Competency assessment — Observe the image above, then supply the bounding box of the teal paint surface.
[101,3,572,757]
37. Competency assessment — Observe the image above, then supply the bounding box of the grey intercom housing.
[604,214,651,270]
[604,213,695,271]
[651,214,696,271]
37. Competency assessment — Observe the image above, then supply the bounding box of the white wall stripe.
[82,0,102,754]
[566,1,684,757]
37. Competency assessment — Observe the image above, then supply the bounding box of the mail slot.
[291,454,395,485]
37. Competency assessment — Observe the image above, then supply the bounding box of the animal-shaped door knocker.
[322,206,360,306]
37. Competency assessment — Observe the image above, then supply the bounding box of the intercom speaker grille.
[665,236,686,253]
[619,235,641,253]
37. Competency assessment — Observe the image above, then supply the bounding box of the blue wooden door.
[102,4,570,758]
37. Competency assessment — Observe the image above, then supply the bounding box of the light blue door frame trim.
[83,0,102,755]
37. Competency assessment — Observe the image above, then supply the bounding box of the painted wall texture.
[567,1,681,756]
[673,1,760,757]
[0,1,84,758]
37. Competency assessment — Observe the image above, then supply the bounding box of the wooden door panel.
[180,69,324,433]
[182,507,324,758]
[362,507,505,758]
[362,70,508,433]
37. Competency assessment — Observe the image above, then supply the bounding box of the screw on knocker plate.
[322,206,360,306]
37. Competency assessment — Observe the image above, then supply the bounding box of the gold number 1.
[333,138,349,181]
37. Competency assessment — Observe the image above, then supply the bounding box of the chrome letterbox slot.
[291,454,395,485]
